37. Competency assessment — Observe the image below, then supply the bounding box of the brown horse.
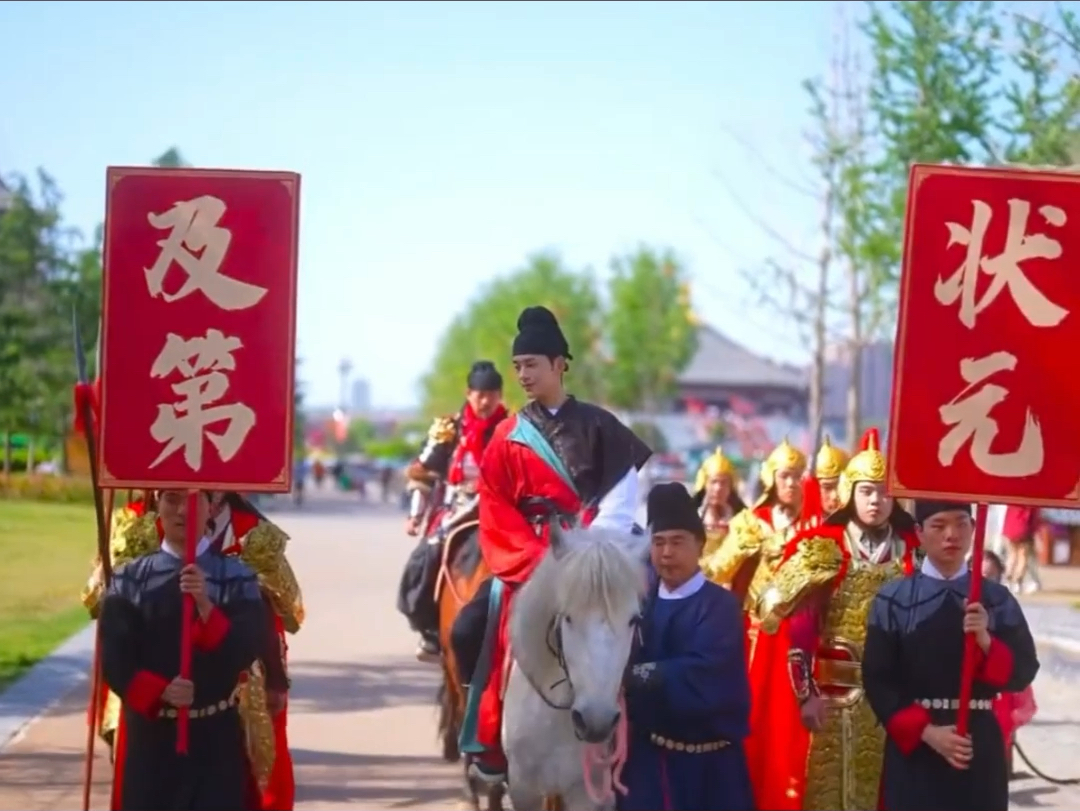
[436,521,505,811]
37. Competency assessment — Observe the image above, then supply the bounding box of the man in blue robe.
[618,482,756,811]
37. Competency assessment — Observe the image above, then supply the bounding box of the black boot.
[416,630,441,663]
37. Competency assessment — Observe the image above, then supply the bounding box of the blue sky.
[2,0,838,408]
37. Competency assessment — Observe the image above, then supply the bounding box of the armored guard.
[746,428,919,810]
[813,435,848,515]
[691,447,747,562]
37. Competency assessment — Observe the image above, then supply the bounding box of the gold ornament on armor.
[695,446,738,494]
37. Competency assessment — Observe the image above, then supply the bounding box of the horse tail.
[437,666,461,763]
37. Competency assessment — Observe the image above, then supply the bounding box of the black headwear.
[647,482,706,541]
[511,306,573,360]
[914,500,973,524]
[466,360,503,392]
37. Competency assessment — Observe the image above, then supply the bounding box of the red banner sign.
[98,167,300,492]
[888,163,1080,506]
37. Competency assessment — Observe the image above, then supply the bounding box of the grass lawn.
[0,501,96,690]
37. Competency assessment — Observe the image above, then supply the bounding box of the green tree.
[604,246,697,412]
[153,147,191,168]
[1000,12,1080,167]
[294,357,306,460]
[0,171,87,469]
[419,252,605,415]
[863,0,1004,285]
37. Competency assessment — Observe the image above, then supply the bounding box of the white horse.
[503,523,650,811]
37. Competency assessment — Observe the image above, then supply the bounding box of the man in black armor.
[397,361,508,661]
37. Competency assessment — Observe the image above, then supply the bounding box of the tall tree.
[419,251,605,415]
[1000,11,1080,167]
[863,0,1004,287]
[153,147,191,168]
[604,246,698,413]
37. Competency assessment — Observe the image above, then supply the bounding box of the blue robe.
[618,575,755,811]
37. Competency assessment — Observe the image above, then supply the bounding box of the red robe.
[474,416,588,757]
[747,521,918,810]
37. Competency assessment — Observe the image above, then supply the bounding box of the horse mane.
[513,526,648,637]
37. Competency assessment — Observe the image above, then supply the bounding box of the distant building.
[821,340,894,443]
[351,378,371,413]
[676,325,808,418]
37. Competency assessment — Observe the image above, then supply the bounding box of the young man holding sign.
[863,500,1039,811]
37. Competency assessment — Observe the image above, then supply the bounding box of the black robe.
[863,571,1039,811]
[518,396,652,507]
[99,548,264,811]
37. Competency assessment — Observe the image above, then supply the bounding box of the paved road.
[0,488,1078,810]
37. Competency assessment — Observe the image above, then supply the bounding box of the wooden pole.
[81,488,116,811]
[955,502,988,736]
[177,491,198,753]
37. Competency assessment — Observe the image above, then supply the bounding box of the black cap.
[914,500,972,524]
[511,306,572,360]
[647,482,705,540]
[466,360,503,391]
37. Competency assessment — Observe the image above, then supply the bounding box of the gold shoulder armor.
[428,415,457,445]
[701,509,766,585]
[81,511,161,618]
[236,661,275,791]
[757,534,844,634]
[240,521,305,634]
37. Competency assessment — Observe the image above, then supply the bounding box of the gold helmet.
[694,447,738,494]
[755,437,808,507]
[827,427,912,532]
[814,435,849,482]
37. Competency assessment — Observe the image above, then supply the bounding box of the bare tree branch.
[716,122,821,199]
[712,168,819,265]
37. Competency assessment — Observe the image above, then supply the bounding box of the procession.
[8,3,1080,811]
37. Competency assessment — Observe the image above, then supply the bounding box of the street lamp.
[338,358,353,412]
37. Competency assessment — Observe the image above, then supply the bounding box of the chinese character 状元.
[938,350,1043,478]
[935,198,1069,329]
[144,195,268,311]
[149,328,256,471]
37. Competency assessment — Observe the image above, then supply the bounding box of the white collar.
[658,570,706,600]
[921,557,967,581]
[162,536,212,559]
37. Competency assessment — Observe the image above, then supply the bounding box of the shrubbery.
[0,475,96,504]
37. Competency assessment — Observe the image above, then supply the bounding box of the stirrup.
[468,761,506,786]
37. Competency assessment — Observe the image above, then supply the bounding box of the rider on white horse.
[448,305,652,785]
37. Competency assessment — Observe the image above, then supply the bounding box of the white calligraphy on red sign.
[148,328,256,471]
[937,350,1044,478]
[144,195,268,311]
[935,198,1068,330]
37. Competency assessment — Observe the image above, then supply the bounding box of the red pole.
[177,490,197,753]
[81,489,116,811]
[955,502,988,736]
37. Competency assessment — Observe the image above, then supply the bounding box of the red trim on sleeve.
[125,670,169,717]
[191,606,231,652]
[885,704,931,756]
[977,637,1014,689]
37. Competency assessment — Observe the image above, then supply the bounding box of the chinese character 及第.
[144,195,268,311]
[935,198,1069,330]
[149,328,256,471]
[938,350,1044,478]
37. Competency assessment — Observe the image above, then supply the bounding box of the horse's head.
[543,522,649,743]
